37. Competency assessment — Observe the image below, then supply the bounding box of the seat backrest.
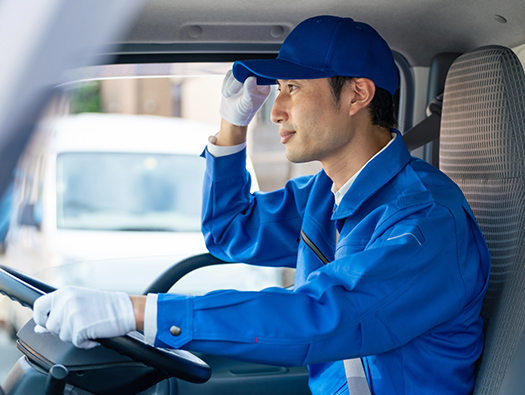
[439,45,525,395]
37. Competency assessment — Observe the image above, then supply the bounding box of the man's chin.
[285,149,312,164]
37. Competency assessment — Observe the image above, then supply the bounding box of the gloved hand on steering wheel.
[33,286,136,349]
[219,70,271,127]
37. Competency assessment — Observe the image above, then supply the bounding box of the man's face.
[271,78,354,164]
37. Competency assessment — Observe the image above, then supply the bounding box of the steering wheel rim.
[0,265,211,384]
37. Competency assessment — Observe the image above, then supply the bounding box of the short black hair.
[328,76,398,130]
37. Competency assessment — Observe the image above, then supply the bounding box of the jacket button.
[170,326,182,336]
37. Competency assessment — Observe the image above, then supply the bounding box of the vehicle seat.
[439,45,525,394]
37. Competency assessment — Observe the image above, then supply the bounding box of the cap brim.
[233,58,335,85]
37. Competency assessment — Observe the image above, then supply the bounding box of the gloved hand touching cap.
[33,286,136,349]
[219,70,271,126]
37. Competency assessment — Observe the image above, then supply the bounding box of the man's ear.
[348,78,376,117]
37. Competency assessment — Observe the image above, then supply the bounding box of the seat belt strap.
[339,227,371,394]
[402,93,443,151]
[301,228,373,394]
[344,358,371,395]
[402,112,440,151]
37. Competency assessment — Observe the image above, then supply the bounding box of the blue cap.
[233,15,399,95]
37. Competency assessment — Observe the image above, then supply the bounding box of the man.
[34,15,490,394]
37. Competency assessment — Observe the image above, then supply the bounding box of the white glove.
[219,70,271,126]
[33,286,136,349]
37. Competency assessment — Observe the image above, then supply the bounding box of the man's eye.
[288,84,297,92]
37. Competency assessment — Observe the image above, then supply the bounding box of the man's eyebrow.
[276,79,294,87]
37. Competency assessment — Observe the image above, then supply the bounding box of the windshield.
[30,256,294,296]
[56,152,205,231]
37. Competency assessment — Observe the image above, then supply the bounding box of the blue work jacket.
[154,131,490,395]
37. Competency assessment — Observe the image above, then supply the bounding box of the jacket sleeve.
[154,200,489,367]
[201,147,313,267]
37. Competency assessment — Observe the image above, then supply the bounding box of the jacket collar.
[331,129,412,219]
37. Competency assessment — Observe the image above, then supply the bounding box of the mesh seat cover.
[439,45,525,395]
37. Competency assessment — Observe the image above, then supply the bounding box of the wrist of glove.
[219,70,271,126]
[33,286,136,349]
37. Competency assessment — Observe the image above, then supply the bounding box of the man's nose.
[270,94,288,124]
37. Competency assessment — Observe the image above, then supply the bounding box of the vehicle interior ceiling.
[2,0,525,393]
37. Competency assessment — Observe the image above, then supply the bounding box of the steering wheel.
[0,265,211,384]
